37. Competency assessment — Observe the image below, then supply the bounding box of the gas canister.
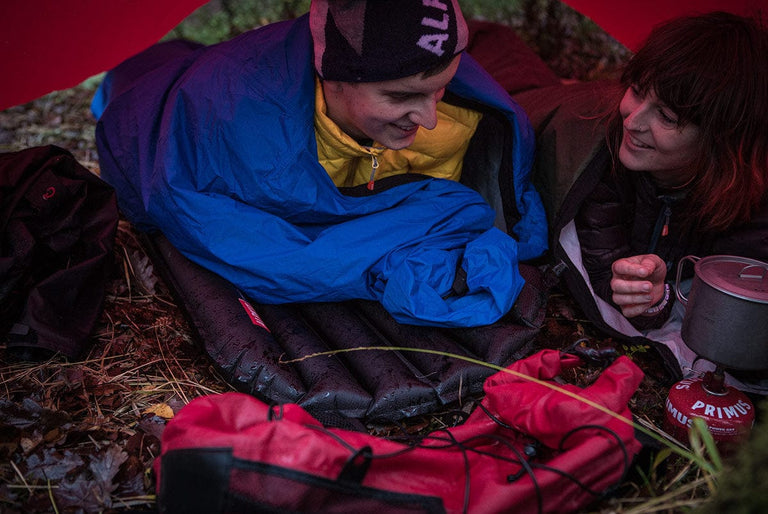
[665,371,754,450]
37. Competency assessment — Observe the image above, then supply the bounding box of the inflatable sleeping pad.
[144,233,551,430]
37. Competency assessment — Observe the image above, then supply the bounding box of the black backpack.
[1,145,118,360]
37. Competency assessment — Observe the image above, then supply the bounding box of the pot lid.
[695,255,768,303]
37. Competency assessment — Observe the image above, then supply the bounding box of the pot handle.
[675,255,700,305]
[739,264,767,280]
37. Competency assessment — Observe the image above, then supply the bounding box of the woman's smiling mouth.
[625,131,653,150]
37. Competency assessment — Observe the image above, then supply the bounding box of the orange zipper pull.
[661,205,671,237]
[367,154,379,191]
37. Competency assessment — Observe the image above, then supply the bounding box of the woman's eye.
[658,109,679,125]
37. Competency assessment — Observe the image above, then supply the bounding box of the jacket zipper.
[648,198,673,253]
[661,204,671,237]
[367,154,379,191]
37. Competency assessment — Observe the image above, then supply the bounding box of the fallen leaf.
[56,475,104,512]
[137,415,167,440]
[142,403,174,419]
[55,445,128,511]
[89,445,128,487]
[20,435,42,455]
[26,448,84,482]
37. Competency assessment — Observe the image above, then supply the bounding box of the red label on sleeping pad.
[238,297,270,332]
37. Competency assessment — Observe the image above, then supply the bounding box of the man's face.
[323,55,461,150]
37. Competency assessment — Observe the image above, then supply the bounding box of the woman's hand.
[610,254,667,317]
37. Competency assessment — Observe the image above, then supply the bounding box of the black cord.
[266,403,284,421]
[416,431,544,514]
[276,404,631,512]
[477,402,517,431]
[555,424,631,497]
[434,428,472,514]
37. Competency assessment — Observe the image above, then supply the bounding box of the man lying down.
[91,0,548,328]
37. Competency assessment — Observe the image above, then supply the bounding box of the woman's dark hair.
[606,11,768,231]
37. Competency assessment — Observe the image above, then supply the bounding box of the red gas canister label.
[665,377,754,448]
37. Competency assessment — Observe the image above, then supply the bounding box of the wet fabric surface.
[146,233,549,429]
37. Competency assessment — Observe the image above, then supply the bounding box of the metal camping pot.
[676,255,768,370]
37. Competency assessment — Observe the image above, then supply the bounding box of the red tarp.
[0,0,764,111]
[562,0,764,51]
[0,0,206,111]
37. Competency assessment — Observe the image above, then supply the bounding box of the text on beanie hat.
[310,0,469,82]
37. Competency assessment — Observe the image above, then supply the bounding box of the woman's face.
[323,55,461,150]
[618,86,701,188]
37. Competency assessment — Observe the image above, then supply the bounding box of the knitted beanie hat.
[310,0,468,82]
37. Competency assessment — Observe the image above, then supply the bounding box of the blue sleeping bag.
[93,15,547,327]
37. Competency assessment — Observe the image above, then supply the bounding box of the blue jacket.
[93,15,547,327]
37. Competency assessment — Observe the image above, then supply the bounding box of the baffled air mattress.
[145,233,550,429]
